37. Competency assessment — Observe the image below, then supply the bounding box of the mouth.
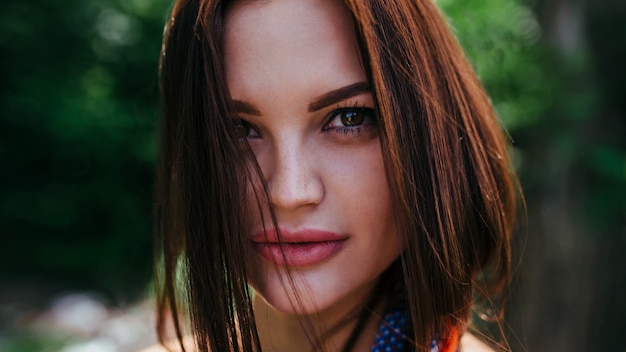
[250,229,348,267]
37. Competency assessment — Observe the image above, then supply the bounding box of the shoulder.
[459,332,496,352]
[139,345,167,352]
[139,336,195,352]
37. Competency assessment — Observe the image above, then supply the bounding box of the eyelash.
[234,104,377,140]
[322,104,377,138]
[234,119,260,139]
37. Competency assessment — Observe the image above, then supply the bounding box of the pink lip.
[251,229,347,267]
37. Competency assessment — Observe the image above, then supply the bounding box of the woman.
[150,0,519,351]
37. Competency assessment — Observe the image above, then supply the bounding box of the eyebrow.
[230,81,371,116]
[231,100,261,116]
[308,81,370,112]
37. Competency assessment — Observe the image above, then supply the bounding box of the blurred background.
[0,0,623,351]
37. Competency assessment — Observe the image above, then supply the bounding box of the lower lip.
[252,240,346,267]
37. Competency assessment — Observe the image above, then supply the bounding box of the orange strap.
[441,327,459,352]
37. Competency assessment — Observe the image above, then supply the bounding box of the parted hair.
[154,0,519,351]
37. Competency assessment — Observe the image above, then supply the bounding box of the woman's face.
[224,0,402,315]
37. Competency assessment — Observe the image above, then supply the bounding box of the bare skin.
[252,294,384,351]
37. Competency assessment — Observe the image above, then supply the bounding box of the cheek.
[324,141,401,247]
[326,142,389,204]
[242,158,271,217]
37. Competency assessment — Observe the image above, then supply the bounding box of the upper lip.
[250,228,347,243]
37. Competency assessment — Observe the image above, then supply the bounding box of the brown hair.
[155,0,519,351]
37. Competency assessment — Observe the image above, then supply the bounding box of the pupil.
[342,111,364,126]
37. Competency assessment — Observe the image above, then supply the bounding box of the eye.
[323,107,376,130]
[234,119,261,139]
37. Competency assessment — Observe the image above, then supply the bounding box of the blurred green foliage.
[0,0,624,350]
[439,0,549,130]
[0,0,170,297]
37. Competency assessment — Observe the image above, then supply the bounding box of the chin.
[250,274,326,315]
[249,266,381,319]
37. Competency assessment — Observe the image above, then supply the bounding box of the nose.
[265,139,324,212]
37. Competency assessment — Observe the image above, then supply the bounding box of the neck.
[252,290,386,352]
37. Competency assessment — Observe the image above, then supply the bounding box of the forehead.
[223,0,366,103]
